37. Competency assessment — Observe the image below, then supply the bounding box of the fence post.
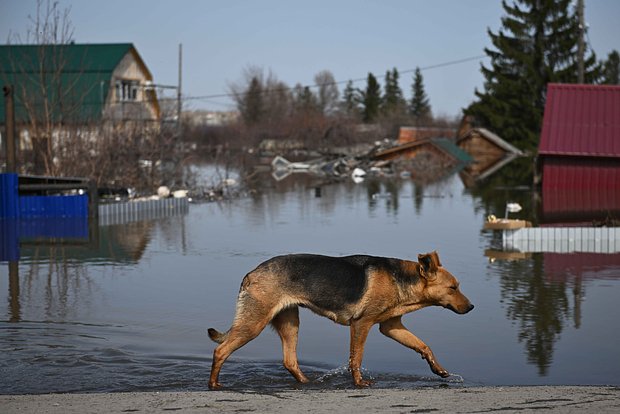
[88,179,99,219]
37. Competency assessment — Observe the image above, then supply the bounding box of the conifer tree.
[341,80,359,117]
[242,76,264,125]
[383,67,405,115]
[360,73,382,122]
[409,67,431,125]
[293,83,319,114]
[466,0,599,152]
[601,50,620,85]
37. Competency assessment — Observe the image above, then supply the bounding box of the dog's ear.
[418,252,439,280]
[430,251,442,267]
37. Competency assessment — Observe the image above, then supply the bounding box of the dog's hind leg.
[208,296,273,390]
[271,306,309,384]
[379,316,449,378]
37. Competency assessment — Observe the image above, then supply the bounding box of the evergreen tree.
[293,83,319,114]
[383,67,405,115]
[409,67,432,124]
[341,80,359,117]
[360,72,382,122]
[601,50,620,85]
[466,0,599,152]
[242,76,264,125]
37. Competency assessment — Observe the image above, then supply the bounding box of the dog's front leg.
[349,319,374,387]
[379,316,449,378]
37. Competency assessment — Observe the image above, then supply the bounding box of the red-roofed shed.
[540,83,620,157]
[539,83,620,223]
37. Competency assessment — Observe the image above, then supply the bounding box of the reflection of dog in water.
[207,251,474,389]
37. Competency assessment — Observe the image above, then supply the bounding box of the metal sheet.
[539,83,620,157]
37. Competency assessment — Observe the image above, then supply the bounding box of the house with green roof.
[0,43,160,130]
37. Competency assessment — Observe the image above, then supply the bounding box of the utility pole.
[3,85,17,173]
[177,43,183,136]
[577,0,585,84]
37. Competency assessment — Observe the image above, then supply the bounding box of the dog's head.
[418,251,474,315]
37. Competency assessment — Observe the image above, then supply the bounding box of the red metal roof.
[539,83,620,157]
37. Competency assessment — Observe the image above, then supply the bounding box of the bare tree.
[3,0,82,175]
[1,0,187,191]
[314,70,339,115]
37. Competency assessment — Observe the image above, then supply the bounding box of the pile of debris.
[268,138,467,183]
[267,126,524,185]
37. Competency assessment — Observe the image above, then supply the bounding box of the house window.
[115,79,139,102]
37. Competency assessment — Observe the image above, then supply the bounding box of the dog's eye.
[449,286,458,291]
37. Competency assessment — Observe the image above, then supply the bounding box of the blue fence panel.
[0,173,19,218]
[19,194,89,218]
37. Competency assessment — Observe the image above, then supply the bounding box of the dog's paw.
[208,382,223,390]
[354,379,373,388]
[437,369,450,378]
[430,364,450,378]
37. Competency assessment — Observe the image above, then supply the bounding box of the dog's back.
[259,254,370,310]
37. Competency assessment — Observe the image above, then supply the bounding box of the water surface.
[1,173,619,393]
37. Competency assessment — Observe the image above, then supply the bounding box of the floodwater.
[1,167,619,394]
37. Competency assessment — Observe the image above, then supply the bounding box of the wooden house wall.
[375,142,454,166]
[458,132,505,177]
[105,53,158,122]
[398,127,456,144]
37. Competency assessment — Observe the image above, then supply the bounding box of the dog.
[207,251,474,389]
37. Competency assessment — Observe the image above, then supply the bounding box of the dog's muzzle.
[446,303,474,314]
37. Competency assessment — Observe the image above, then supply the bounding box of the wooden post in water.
[9,261,20,323]
[88,179,99,219]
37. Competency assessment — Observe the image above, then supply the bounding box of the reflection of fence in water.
[1,198,189,262]
[502,227,620,253]
[98,198,189,226]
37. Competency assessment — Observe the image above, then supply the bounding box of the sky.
[1,0,619,117]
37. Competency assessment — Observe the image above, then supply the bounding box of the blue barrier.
[1,173,91,261]
[20,194,89,218]
[0,173,89,218]
[0,173,19,218]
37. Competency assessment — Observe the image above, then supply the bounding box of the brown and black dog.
[207,251,473,389]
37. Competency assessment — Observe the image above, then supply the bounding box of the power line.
[182,54,488,103]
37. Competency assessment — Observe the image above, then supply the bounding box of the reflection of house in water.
[542,252,620,332]
[2,221,155,323]
[476,85,620,377]
[489,242,620,376]
[457,128,523,187]
[544,252,620,283]
[2,200,189,323]
[18,222,154,264]
[538,83,620,225]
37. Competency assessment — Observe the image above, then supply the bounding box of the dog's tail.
[207,328,229,344]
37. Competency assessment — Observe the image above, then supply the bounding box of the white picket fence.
[98,197,189,226]
[502,227,620,253]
